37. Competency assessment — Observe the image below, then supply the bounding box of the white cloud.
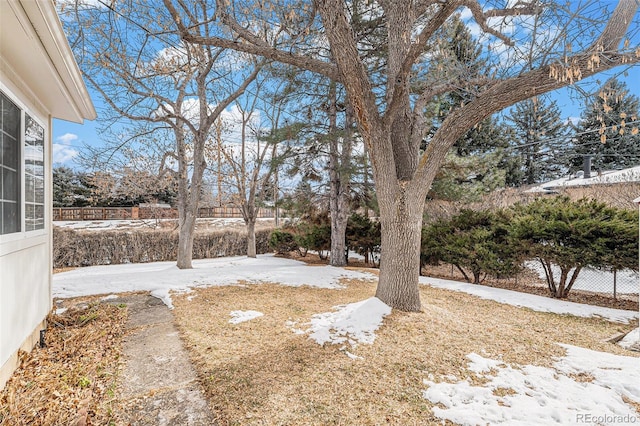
[53,144,79,164]
[57,0,107,9]
[566,116,580,126]
[56,133,79,144]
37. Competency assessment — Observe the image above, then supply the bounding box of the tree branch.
[461,0,541,47]
[414,50,640,188]
[163,0,342,81]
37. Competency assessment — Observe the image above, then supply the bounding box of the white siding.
[0,70,52,378]
[0,239,51,368]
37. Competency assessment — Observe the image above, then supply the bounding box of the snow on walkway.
[419,276,638,324]
[53,254,376,308]
[423,344,640,425]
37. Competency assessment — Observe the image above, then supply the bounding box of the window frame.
[0,85,48,246]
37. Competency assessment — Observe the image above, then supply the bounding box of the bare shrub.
[53,227,273,268]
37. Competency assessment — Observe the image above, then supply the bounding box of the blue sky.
[53,65,640,170]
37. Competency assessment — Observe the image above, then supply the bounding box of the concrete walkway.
[109,294,215,425]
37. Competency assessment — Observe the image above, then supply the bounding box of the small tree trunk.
[247,219,257,258]
[455,264,471,283]
[330,212,349,266]
[540,259,556,296]
[556,268,569,298]
[327,82,351,267]
[177,208,196,269]
[563,265,583,298]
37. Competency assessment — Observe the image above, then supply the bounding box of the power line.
[504,119,640,151]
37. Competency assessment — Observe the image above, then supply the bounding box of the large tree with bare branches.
[163,0,640,310]
[60,1,262,268]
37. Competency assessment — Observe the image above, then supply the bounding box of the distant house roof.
[526,166,640,194]
[0,0,96,122]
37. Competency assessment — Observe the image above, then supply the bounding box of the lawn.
[170,267,638,425]
[3,255,638,425]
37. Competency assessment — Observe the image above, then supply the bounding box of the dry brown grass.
[172,273,639,426]
[0,303,128,426]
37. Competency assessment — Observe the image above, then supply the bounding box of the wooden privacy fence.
[53,207,139,221]
[53,206,275,221]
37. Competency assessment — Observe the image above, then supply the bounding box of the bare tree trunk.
[375,187,423,311]
[329,194,349,266]
[177,207,196,268]
[246,218,257,258]
[563,265,582,298]
[327,82,351,267]
[556,268,569,298]
[455,264,471,283]
[176,128,195,269]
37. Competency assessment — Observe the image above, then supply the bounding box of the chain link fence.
[524,261,638,301]
[421,260,639,303]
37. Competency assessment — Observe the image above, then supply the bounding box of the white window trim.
[0,83,48,250]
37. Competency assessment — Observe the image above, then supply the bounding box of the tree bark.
[246,218,257,258]
[328,82,351,267]
[374,183,424,311]
[177,208,196,269]
[556,268,569,298]
[563,265,583,298]
[175,122,194,269]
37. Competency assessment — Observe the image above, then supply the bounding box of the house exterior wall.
[1,0,95,390]
[0,67,53,390]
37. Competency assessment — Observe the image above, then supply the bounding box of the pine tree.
[53,167,92,207]
[428,17,511,201]
[507,96,568,185]
[572,78,640,171]
[509,197,638,299]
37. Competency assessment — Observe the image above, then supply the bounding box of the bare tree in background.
[210,86,290,258]
[60,1,262,268]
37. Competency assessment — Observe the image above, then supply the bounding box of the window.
[25,115,45,231]
[0,91,46,235]
[1,92,20,235]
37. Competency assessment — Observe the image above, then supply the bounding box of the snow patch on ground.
[419,276,638,324]
[305,297,391,347]
[53,254,377,308]
[618,327,640,350]
[423,344,640,425]
[229,310,264,324]
[101,294,119,301]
